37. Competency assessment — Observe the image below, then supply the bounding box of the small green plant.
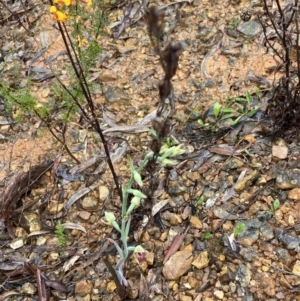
[268,198,280,215]
[55,220,66,248]
[0,83,37,122]
[233,222,245,237]
[226,91,259,125]
[272,199,280,211]
[197,89,260,131]
[228,17,240,29]
[203,232,212,240]
[165,136,177,147]
[196,195,205,205]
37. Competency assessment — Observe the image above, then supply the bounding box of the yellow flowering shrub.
[50,6,68,22]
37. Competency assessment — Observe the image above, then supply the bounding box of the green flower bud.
[133,170,143,187]
[134,245,146,253]
[126,196,142,215]
[127,189,147,199]
[105,211,116,224]
[131,196,141,208]
[104,211,121,232]
[158,157,176,165]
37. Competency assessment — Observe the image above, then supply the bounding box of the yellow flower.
[49,5,57,13]
[50,6,68,22]
[77,37,88,48]
[54,0,73,6]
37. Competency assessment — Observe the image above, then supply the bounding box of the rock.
[99,185,110,200]
[180,295,192,301]
[106,281,116,292]
[100,69,118,82]
[275,228,300,250]
[21,211,41,232]
[237,20,262,37]
[37,236,47,246]
[229,282,236,293]
[21,282,37,294]
[161,211,182,225]
[272,145,288,160]
[259,223,274,241]
[197,25,218,42]
[190,216,202,229]
[276,168,300,189]
[213,290,224,299]
[79,211,91,220]
[222,158,244,170]
[276,248,291,265]
[235,170,259,192]
[49,252,59,261]
[236,264,252,287]
[9,237,25,249]
[240,246,259,261]
[292,260,300,276]
[104,86,129,103]
[81,196,98,210]
[145,251,154,265]
[288,215,295,226]
[205,80,216,87]
[48,202,64,214]
[192,251,209,269]
[15,227,27,238]
[238,218,262,245]
[75,280,92,296]
[288,188,300,200]
[163,250,193,280]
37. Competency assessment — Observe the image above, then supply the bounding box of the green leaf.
[220,107,236,113]
[245,91,251,104]
[213,102,221,118]
[203,232,212,240]
[246,105,259,117]
[228,97,246,103]
[197,195,205,205]
[220,113,236,120]
[230,114,245,126]
[243,149,256,157]
[234,223,245,236]
[255,86,260,99]
[149,128,157,137]
[272,199,280,211]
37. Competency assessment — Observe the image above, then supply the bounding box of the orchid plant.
[48,2,185,298]
[104,143,185,287]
